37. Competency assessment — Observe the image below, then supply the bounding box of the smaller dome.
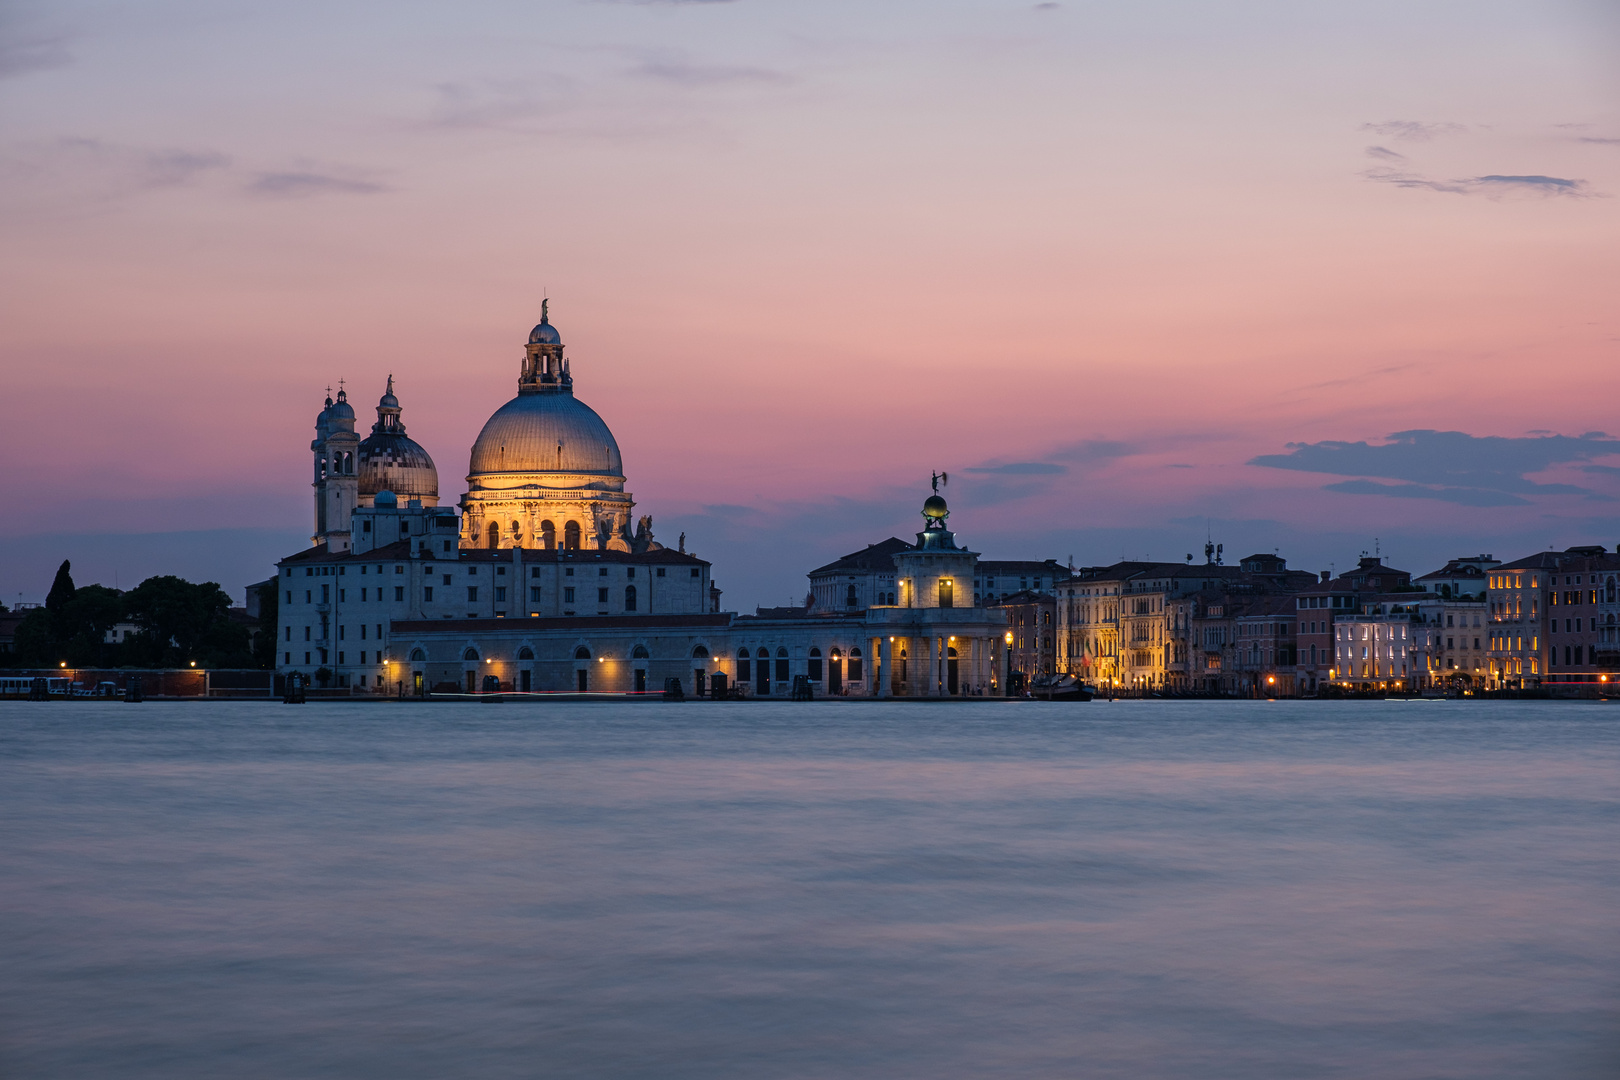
[375,490,397,508]
[529,321,560,345]
[922,494,949,519]
[329,399,355,420]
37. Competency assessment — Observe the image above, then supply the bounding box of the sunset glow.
[3,0,1618,605]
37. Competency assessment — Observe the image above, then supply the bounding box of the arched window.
[808,647,822,681]
[541,520,556,550]
[517,646,534,660]
[564,521,581,550]
[846,584,858,608]
[1609,576,1616,604]
[692,645,709,658]
[847,647,863,681]
[738,648,749,659]
[625,585,637,611]
[830,647,842,659]
[632,644,650,659]
[774,647,788,681]
[809,647,821,657]
[409,648,425,661]
[463,648,478,662]
[757,648,769,658]
[487,522,499,549]
[574,646,591,660]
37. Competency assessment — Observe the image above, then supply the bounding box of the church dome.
[359,430,439,500]
[468,392,623,477]
[529,321,561,345]
[358,377,438,502]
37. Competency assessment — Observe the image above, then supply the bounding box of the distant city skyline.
[2,0,1618,608]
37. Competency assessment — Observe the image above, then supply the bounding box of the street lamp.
[1004,630,1014,698]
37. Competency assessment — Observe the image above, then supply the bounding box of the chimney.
[1320,571,1331,583]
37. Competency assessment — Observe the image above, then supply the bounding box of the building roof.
[277,541,709,568]
[1494,546,1617,573]
[1293,557,1412,597]
[392,613,732,634]
[1414,563,1489,583]
[987,589,1053,607]
[808,538,912,577]
[977,559,1067,577]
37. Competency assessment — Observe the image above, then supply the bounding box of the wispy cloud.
[1360,120,1467,142]
[964,462,1067,475]
[1,138,230,200]
[1579,137,1620,146]
[631,58,785,87]
[1364,167,1597,198]
[0,31,72,80]
[1048,440,1134,464]
[424,80,564,130]
[245,171,388,198]
[1251,429,1620,506]
[1364,145,1406,162]
[1323,480,1530,507]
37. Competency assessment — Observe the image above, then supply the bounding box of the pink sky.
[2,0,1618,606]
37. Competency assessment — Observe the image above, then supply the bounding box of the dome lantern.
[520,298,570,393]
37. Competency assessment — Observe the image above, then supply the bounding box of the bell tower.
[312,386,361,551]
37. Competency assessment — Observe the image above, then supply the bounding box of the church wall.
[395,616,731,695]
[275,539,713,689]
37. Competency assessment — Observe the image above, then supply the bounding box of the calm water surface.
[1,699,1617,1079]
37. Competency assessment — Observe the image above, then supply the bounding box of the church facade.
[277,307,1009,697]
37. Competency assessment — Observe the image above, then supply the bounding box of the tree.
[122,576,252,668]
[10,608,57,667]
[45,560,75,614]
[58,585,125,667]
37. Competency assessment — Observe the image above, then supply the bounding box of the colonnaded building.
[273,306,1012,697]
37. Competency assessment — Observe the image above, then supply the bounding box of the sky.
[2,0,1618,610]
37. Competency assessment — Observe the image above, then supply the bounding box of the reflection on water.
[1,700,1617,1079]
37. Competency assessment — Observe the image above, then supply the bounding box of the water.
[1,700,1617,1079]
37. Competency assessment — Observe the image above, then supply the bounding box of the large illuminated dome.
[459,304,637,551]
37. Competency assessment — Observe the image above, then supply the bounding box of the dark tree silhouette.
[45,560,75,614]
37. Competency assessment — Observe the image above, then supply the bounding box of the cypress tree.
[45,560,76,613]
